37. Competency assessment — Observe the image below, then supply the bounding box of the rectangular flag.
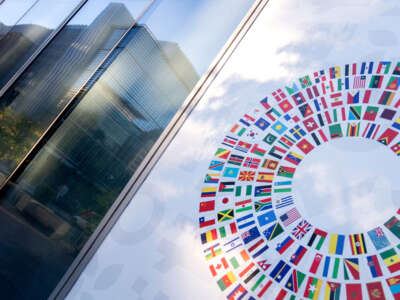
[308,228,328,250]
[280,207,301,226]
[309,253,323,274]
[329,234,345,255]
[366,281,385,300]
[270,260,291,283]
[380,248,400,273]
[304,276,323,300]
[209,160,224,171]
[217,271,237,291]
[285,151,304,165]
[343,258,360,280]
[276,236,295,254]
[367,227,390,250]
[284,269,306,293]
[385,216,400,239]
[324,282,341,300]
[263,222,284,241]
[386,275,400,300]
[275,195,294,209]
[277,166,296,178]
[367,255,383,278]
[349,233,367,255]
[345,283,362,300]
[290,245,307,265]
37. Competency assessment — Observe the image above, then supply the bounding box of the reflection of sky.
[66,0,400,299]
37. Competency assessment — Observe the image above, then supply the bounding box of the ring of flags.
[199,61,400,299]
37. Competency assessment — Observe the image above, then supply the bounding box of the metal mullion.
[51,0,269,299]
[0,0,89,98]
[0,0,157,192]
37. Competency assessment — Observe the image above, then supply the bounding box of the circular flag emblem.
[199,61,400,299]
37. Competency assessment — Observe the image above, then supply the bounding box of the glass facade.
[0,0,255,299]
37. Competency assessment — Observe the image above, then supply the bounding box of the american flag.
[280,207,301,226]
[291,219,312,239]
[353,75,366,88]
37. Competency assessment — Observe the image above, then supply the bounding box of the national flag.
[256,171,273,183]
[247,239,269,258]
[377,128,398,145]
[266,107,282,121]
[201,228,218,244]
[238,171,255,181]
[363,106,379,121]
[209,257,229,277]
[204,243,222,260]
[348,105,362,120]
[199,215,216,228]
[254,117,270,131]
[279,99,294,113]
[345,283,362,300]
[230,123,247,137]
[346,123,360,137]
[280,207,301,226]
[257,210,276,227]
[322,256,331,278]
[254,198,272,212]
[329,234,345,255]
[347,91,360,104]
[223,167,239,178]
[260,96,271,109]
[215,148,230,159]
[343,258,360,280]
[254,185,271,197]
[236,213,255,230]
[299,75,313,87]
[385,216,400,239]
[394,62,400,75]
[303,116,319,132]
[271,120,288,135]
[360,61,374,74]
[292,91,306,105]
[270,260,291,283]
[386,275,400,300]
[285,269,306,293]
[387,76,400,90]
[314,69,326,83]
[391,141,400,156]
[217,271,236,291]
[377,61,391,73]
[257,259,270,271]
[222,135,238,148]
[238,262,261,286]
[251,144,266,156]
[304,276,323,300]
[204,173,220,184]
[366,281,385,300]
[278,134,296,149]
[269,145,286,159]
[263,222,284,241]
[261,158,278,170]
[227,154,244,166]
[308,228,328,250]
[379,91,395,105]
[381,248,400,273]
[367,227,390,251]
[290,245,307,265]
[310,129,327,144]
[393,118,400,131]
[239,113,255,127]
[201,187,217,197]
[324,282,341,300]
[217,209,234,222]
[381,108,396,121]
[199,200,215,212]
[329,66,341,78]
[366,255,383,278]
[278,166,296,178]
[241,226,260,244]
[243,157,260,168]
[263,133,277,146]
[298,103,313,117]
[353,75,366,88]
[235,141,251,153]
[349,233,367,255]
[273,180,292,194]
[219,181,235,192]
[329,124,343,139]
[209,160,224,171]
[369,75,384,88]
[227,284,248,300]
[362,123,380,139]
[329,92,343,107]
[290,124,306,140]
[309,253,323,274]
[272,88,288,101]
[218,222,238,238]
[292,219,312,240]
[276,236,294,254]
[332,258,340,279]
[235,199,252,213]
[297,138,315,154]
[223,237,242,253]
[276,195,294,209]
[285,151,304,165]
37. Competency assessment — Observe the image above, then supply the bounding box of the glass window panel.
[0,0,149,186]
[0,0,254,299]
[0,0,84,90]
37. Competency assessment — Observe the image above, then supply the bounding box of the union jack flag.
[291,219,312,240]
[243,157,260,169]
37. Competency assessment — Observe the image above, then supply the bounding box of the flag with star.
[285,269,306,293]
[304,276,323,300]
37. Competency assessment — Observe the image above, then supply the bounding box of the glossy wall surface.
[0,0,254,299]
[66,1,400,299]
